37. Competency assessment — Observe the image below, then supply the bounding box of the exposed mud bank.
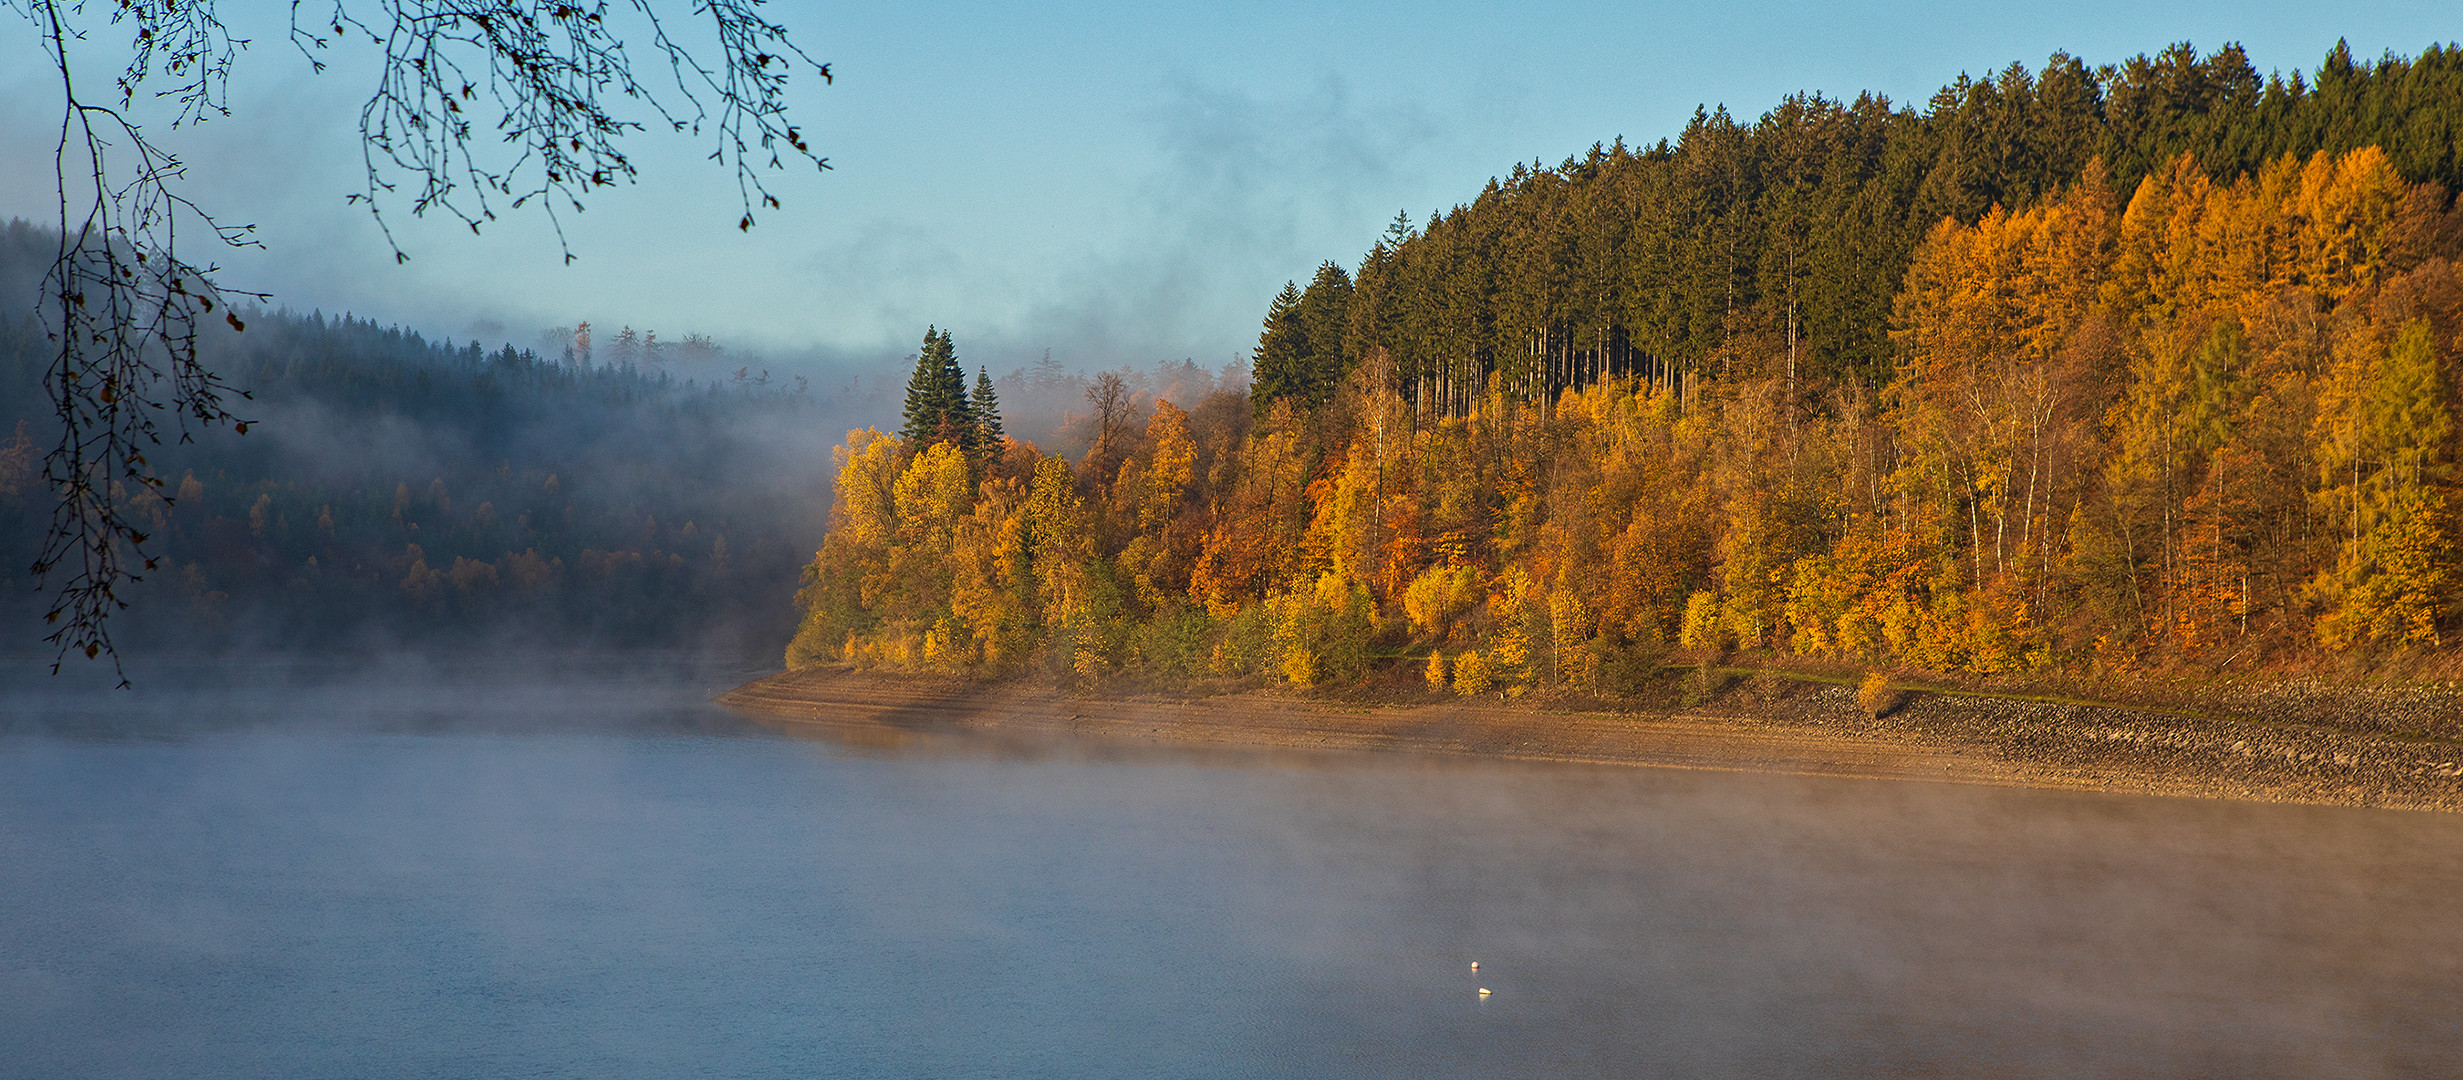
[718,668,2463,812]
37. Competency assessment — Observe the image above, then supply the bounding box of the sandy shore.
[717,668,2463,813]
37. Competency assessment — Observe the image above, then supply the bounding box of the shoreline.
[718,668,2463,813]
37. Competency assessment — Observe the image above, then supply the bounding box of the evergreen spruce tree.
[901,326,975,450]
[972,367,1005,446]
[900,328,946,446]
[1249,281,1310,411]
[1296,261,1356,403]
[1031,348,1065,389]
[936,330,976,455]
[1247,266,1354,412]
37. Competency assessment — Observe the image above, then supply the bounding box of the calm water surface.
[2,658,2459,1078]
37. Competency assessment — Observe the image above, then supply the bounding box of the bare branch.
[108,0,250,124]
[14,0,828,678]
[24,0,262,682]
[288,0,831,261]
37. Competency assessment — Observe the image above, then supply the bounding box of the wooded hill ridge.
[0,229,837,654]
[794,41,2463,689]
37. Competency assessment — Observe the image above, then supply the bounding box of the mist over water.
[4,660,2460,1078]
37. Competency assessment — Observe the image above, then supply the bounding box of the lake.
[3,657,2459,1078]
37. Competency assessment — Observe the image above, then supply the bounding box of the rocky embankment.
[718,667,2463,813]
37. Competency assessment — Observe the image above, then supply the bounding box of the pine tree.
[972,367,1005,446]
[613,325,642,371]
[900,330,946,446]
[933,329,977,457]
[1296,261,1356,403]
[1249,281,1310,411]
[900,326,973,451]
[1244,266,1357,412]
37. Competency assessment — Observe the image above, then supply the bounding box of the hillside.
[785,40,2463,690]
[0,227,841,655]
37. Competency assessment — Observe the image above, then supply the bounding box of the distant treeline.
[0,236,838,653]
[792,41,2463,689]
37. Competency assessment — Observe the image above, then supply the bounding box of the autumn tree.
[2312,318,2456,647]
[796,44,2463,687]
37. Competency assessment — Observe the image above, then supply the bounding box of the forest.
[790,40,2463,691]
[0,218,841,655]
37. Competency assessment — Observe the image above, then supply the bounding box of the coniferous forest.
[791,41,2463,690]
[0,219,839,655]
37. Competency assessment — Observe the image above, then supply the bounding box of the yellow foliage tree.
[1451,649,1492,696]
[2312,318,2455,647]
[1403,563,1482,638]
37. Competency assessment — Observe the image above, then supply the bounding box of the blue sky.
[0,1,2452,374]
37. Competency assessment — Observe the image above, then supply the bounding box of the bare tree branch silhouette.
[14,0,831,681]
